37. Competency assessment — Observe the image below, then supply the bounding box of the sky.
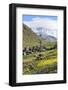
[23,15,57,21]
[23,15,58,38]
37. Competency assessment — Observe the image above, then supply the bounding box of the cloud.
[24,17,58,38]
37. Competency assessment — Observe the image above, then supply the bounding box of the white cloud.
[24,17,58,38]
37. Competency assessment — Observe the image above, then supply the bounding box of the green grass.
[37,58,57,67]
[23,49,57,75]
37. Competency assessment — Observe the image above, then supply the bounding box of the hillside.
[23,24,40,48]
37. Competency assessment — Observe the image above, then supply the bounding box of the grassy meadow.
[23,48,57,75]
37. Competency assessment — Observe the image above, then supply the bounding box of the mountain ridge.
[23,24,57,49]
